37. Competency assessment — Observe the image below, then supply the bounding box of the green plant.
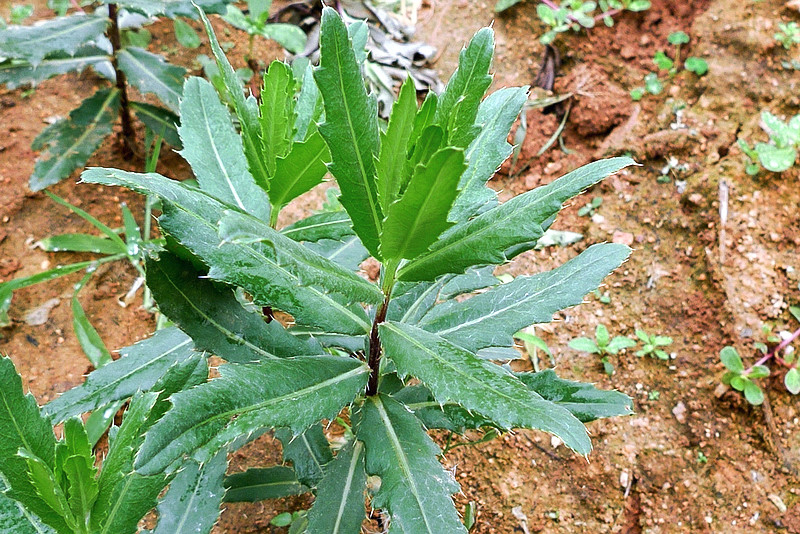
[494,0,650,44]
[630,32,707,101]
[634,329,673,360]
[1,9,637,532]
[1,3,33,26]
[775,21,800,50]
[222,0,307,62]
[720,307,800,406]
[569,324,635,374]
[738,111,800,174]
[578,195,603,216]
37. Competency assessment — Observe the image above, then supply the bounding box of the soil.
[2,0,800,533]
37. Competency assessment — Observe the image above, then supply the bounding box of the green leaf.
[130,101,182,148]
[17,450,72,532]
[606,336,636,354]
[306,441,366,534]
[418,244,631,351]
[380,148,466,261]
[386,277,451,324]
[449,86,528,221]
[269,130,331,214]
[743,381,764,405]
[684,56,708,75]
[785,368,800,395]
[173,18,201,49]
[36,234,123,255]
[315,7,383,259]
[667,31,689,45]
[281,211,354,243]
[0,14,107,66]
[568,337,599,353]
[0,358,67,533]
[261,23,307,53]
[43,327,196,423]
[652,51,673,71]
[197,9,271,199]
[146,252,311,362]
[376,77,418,210]
[58,419,98,529]
[105,0,231,18]
[274,425,333,488]
[0,477,51,534]
[595,324,610,347]
[151,451,226,534]
[31,88,119,191]
[135,356,369,475]
[0,46,110,89]
[515,370,633,422]
[393,385,494,433]
[354,395,465,533]
[259,60,297,178]
[294,65,321,142]
[434,28,494,148]
[755,143,797,173]
[398,158,636,281]
[71,272,113,369]
[117,47,185,113]
[439,266,498,300]
[178,77,270,221]
[223,466,307,502]
[380,322,591,454]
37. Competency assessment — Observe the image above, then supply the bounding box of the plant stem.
[745,326,800,374]
[366,294,391,396]
[108,3,136,159]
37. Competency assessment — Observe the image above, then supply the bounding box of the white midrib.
[198,92,247,211]
[332,441,363,534]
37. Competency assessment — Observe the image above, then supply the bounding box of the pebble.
[672,401,687,424]
[612,230,634,246]
[24,298,61,326]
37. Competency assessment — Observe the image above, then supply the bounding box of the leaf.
[785,368,800,395]
[606,336,636,353]
[80,168,375,335]
[151,451,226,534]
[397,157,635,281]
[449,86,528,221]
[281,211,355,243]
[354,395,465,533]
[568,337,599,353]
[434,28,494,149]
[17,450,71,532]
[43,327,196,423]
[130,102,182,149]
[71,272,113,369]
[223,466,307,502]
[261,23,307,54]
[269,131,331,215]
[380,148,466,261]
[755,143,797,173]
[393,385,494,433]
[259,60,297,178]
[58,419,98,528]
[743,381,764,405]
[0,46,110,89]
[418,244,631,351]
[117,47,185,113]
[380,322,591,454]
[135,356,369,475]
[386,277,451,324]
[515,370,633,422]
[146,252,311,362]
[294,65,321,142]
[173,18,200,49]
[0,14,107,66]
[495,0,524,11]
[274,424,333,488]
[105,0,231,18]
[305,236,369,271]
[0,477,51,534]
[439,266,498,299]
[315,7,383,259]
[306,440,366,534]
[36,233,122,255]
[0,358,67,533]
[197,9,271,199]
[30,88,119,191]
[376,77,418,210]
[178,77,270,221]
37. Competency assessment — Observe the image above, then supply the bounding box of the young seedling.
[1,9,636,532]
[635,329,673,360]
[738,110,800,173]
[569,324,636,374]
[1,3,33,26]
[578,196,603,217]
[630,32,707,100]
[775,21,800,50]
[222,0,307,63]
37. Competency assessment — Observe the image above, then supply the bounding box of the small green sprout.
[634,329,673,360]
[570,325,636,375]
[775,22,800,50]
[648,390,660,401]
[738,111,800,173]
[684,56,708,76]
[720,346,770,405]
[631,32,707,100]
[644,72,663,95]
[697,451,708,464]
[578,196,603,217]
[9,4,34,25]
[593,288,611,304]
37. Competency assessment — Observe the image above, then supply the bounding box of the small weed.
[570,324,636,374]
[738,111,800,174]
[630,32,707,100]
[775,22,800,50]
[648,390,660,401]
[697,451,708,464]
[593,288,611,304]
[635,329,673,360]
[8,4,34,25]
[578,196,603,217]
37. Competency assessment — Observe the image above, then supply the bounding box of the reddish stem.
[745,326,800,374]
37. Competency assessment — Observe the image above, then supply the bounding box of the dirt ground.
[1,0,800,532]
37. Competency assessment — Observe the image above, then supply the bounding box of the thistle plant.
[0,8,636,532]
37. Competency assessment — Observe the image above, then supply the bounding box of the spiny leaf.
[294,65,321,142]
[380,322,591,454]
[315,7,383,259]
[30,88,119,191]
[305,440,366,534]
[434,28,494,148]
[259,61,297,177]
[281,211,355,243]
[393,385,494,433]
[268,130,331,215]
[386,277,451,324]
[450,86,529,221]
[116,47,185,113]
[104,0,231,18]
[0,358,67,533]
[43,327,196,423]
[130,101,181,148]
[0,14,107,66]
[304,236,369,271]
[515,370,634,423]
[419,244,632,351]
[376,77,418,210]
[354,395,465,534]
[0,477,51,533]
[0,46,110,89]
[380,148,466,261]
[274,425,333,488]
[223,466,307,502]
[398,157,636,281]
[150,451,226,534]
[135,356,369,475]
[178,77,270,222]
[58,419,98,529]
